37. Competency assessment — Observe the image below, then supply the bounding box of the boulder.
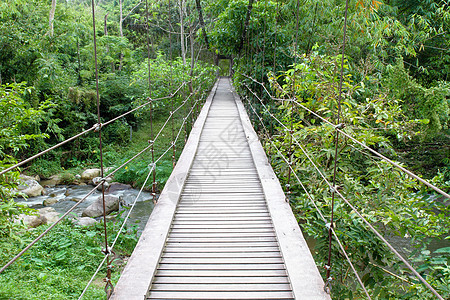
[38,207,60,224]
[77,217,98,227]
[40,174,63,187]
[82,195,120,218]
[92,177,111,191]
[17,179,44,197]
[107,182,132,194]
[17,214,47,228]
[20,174,40,182]
[43,197,59,206]
[81,169,101,182]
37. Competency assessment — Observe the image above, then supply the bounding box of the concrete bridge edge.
[110,79,219,300]
[230,78,332,300]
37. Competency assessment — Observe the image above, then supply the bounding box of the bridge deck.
[112,78,330,300]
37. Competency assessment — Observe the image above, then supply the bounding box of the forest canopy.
[0,0,449,299]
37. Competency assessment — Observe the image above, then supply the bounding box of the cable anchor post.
[334,123,345,130]
[323,274,333,294]
[93,123,103,132]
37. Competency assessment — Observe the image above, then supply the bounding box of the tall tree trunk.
[188,25,195,94]
[195,0,209,49]
[238,0,254,55]
[179,0,186,65]
[119,0,123,37]
[77,38,82,85]
[104,13,115,72]
[118,0,124,70]
[49,0,57,37]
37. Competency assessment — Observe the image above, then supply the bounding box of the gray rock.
[17,214,47,228]
[40,174,63,187]
[77,217,98,227]
[43,197,59,206]
[81,169,101,182]
[92,177,111,191]
[92,176,112,185]
[107,182,132,193]
[20,174,39,182]
[38,207,60,224]
[16,179,44,197]
[82,195,120,218]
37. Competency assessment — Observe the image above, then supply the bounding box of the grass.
[1,97,205,300]
[104,109,197,190]
[0,218,138,300]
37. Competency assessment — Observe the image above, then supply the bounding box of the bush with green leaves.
[0,216,138,299]
[255,49,450,299]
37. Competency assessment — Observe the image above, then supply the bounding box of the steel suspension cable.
[0,89,197,275]
[272,0,279,73]
[241,73,450,201]
[78,89,204,299]
[168,0,176,168]
[245,95,371,299]
[242,80,445,299]
[90,0,113,296]
[326,0,349,292]
[285,0,301,200]
[145,0,157,204]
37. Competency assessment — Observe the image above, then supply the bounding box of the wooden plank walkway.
[111,78,330,300]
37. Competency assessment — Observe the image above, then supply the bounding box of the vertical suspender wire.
[145,0,157,204]
[90,0,113,297]
[260,6,267,95]
[286,0,300,200]
[270,0,280,139]
[325,0,349,294]
[272,0,279,73]
[168,0,176,168]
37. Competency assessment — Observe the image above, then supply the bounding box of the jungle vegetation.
[0,0,449,298]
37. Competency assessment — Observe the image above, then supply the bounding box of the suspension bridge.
[1,0,449,299]
[111,77,329,299]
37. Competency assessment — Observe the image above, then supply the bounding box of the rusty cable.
[241,72,450,201]
[90,0,113,297]
[78,89,204,299]
[326,0,350,291]
[242,78,446,299]
[246,94,371,298]
[145,0,157,204]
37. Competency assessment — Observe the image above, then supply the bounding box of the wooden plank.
[150,283,292,291]
[147,291,294,299]
[171,224,273,229]
[159,257,284,264]
[154,270,288,277]
[171,227,274,233]
[152,276,289,284]
[157,263,287,270]
[162,252,282,258]
[163,247,281,253]
[165,243,279,248]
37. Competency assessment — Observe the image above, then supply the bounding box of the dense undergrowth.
[1,0,449,298]
[0,217,138,300]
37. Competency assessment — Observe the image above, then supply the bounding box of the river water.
[15,184,155,234]
[16,185,449,253]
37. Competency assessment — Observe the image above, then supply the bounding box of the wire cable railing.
[240,76,446,299]
[0,84,204,275]
[77,88,205,299]
[245,95,371,298]
[241,73,450,201]
[0,82,187,177]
